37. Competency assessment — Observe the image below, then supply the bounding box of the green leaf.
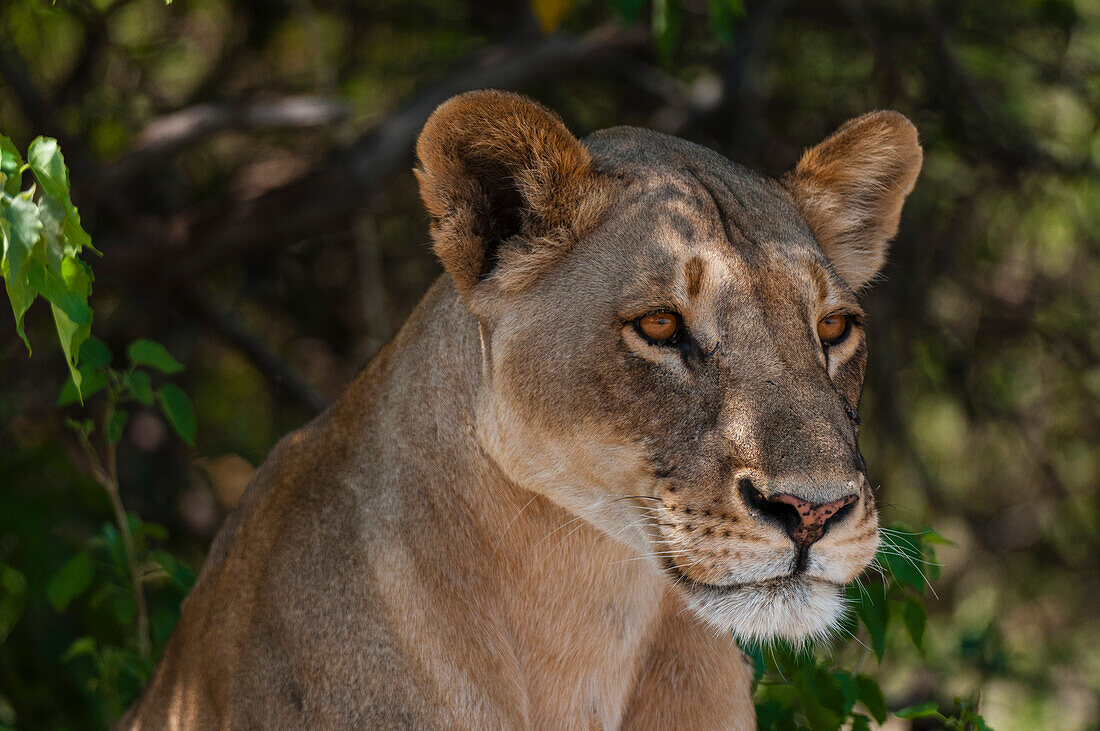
[850,713,872,731]
[854,582,889,661]
[128,338,184,374]
[28,260,92,326]
[880,529,927,594]
[792,667,842,731]
[108,408,129,444]
[149,550,196,591]
[27,137,94,254]
[157,383,195,445]
[902,595,927,650]
[831,670,857,715]
[78,335,112,368]
[57,368,106,406]
[0,134,24,195]
[27,138,72,199]
[921,528,955,545]
[855,674,888,724]
[895,701,941,719]
[37,192,68,270]
[804,666,849,718]
[754,684,800,730]
[61,635,97,662]
[46,551,95,611]
[0,564,28,643]
[1,193,43,352]
[50,300,93,399]
[124,368,154,405]
[57,337,112,405]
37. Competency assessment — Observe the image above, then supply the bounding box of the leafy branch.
[2,135,196,716]
[57,337,194,665]
[1,135,97,398]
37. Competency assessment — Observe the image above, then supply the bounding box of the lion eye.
[817,313,849,344]
[637,312,681,343]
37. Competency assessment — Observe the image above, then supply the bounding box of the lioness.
[122,90,921,729]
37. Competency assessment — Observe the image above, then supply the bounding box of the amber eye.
[637,312,681,343]
[817,313,849,344]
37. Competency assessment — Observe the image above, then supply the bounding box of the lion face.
[416,92,922,643]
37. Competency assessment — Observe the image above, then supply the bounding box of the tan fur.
[122,92,920,729]
[783,111,923,289]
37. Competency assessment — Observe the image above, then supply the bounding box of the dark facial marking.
[685,256,705,300]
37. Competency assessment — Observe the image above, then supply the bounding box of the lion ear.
[783,111,923,290]
[415,90,608,294]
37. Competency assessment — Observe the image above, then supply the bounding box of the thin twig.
[174,287,329,414]
[77,406,151,663]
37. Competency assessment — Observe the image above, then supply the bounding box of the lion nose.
[752,491,858,547]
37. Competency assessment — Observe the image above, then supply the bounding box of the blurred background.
[0,0,1097,728]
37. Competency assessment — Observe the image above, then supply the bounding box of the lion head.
[415,91,921,644]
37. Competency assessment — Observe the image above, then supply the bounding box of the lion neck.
[336,276,667,721]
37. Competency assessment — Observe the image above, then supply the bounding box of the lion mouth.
[664,559,847,643]
[663,556,829,592]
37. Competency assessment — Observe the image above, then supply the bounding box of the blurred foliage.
[0,0,1097,728]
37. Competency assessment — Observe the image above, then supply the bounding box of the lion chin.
[679,576,846,646]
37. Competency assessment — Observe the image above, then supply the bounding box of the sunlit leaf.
[1,193,43,353]
[50,300,93,399]
[27,137,94,254]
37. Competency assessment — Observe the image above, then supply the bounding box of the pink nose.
[764,493,858,546]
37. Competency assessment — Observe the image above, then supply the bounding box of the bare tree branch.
[174,288,330,415]
[98,25,650,286]
[120,97,350,162]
